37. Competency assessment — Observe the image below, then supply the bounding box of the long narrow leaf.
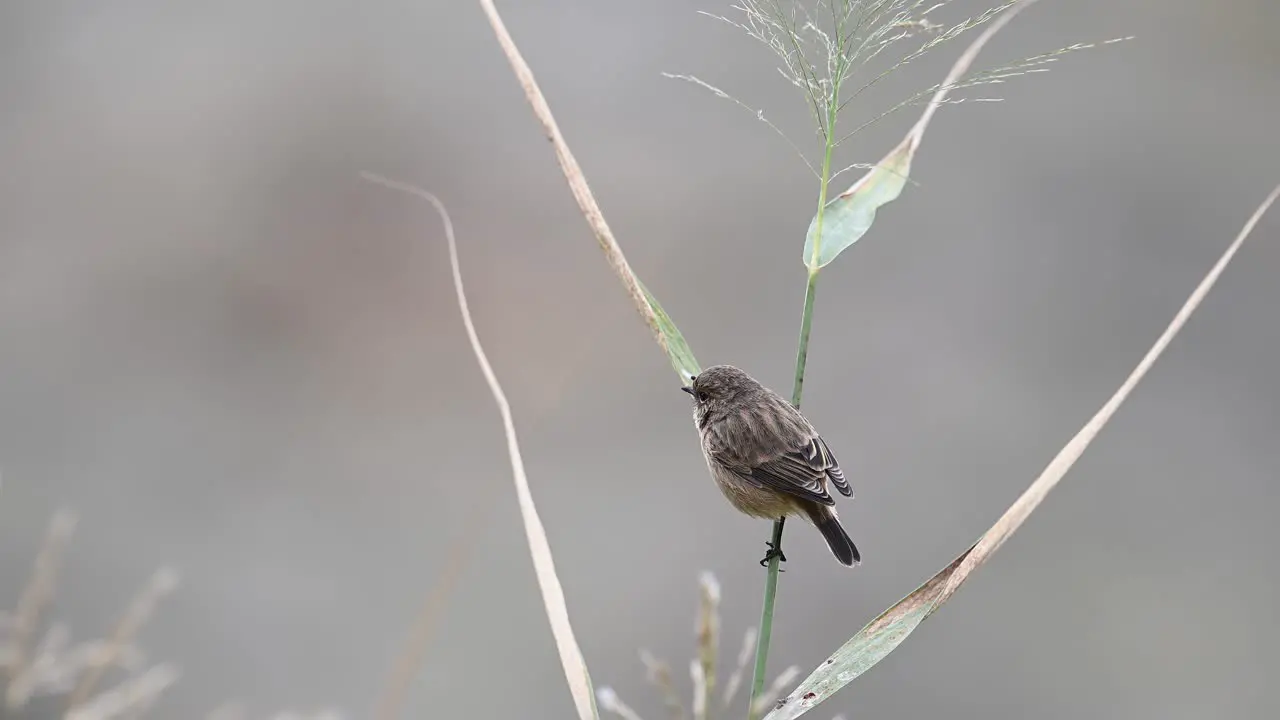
[477,0,700,381]
[767,184,1280,719]
[361,173,600,720]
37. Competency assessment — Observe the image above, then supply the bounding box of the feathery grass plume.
[670,1,1131,271]
[805,2,1132,269]
[359,172,600,720]
[674,1,1128,171]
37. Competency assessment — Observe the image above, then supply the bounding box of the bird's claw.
[760,540,787,569]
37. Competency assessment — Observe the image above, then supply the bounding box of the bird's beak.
[681,386,695,395]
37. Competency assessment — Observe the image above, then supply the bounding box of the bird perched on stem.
[683,364,860,567]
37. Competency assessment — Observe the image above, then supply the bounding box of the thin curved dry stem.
[370,491,494,720]
[359,172,599,720]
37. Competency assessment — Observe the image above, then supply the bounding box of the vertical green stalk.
[790,270,820,405]
[747,91,839,719]
[747,517,786,720]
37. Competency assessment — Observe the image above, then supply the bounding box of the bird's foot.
[760,541,787,569]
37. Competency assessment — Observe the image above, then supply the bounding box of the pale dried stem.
[370,492,491,720]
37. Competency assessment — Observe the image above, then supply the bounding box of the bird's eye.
[697,391,709,403]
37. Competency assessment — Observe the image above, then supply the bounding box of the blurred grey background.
[1,0,1278,717]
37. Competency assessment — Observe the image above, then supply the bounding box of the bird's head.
[681,364,760,410]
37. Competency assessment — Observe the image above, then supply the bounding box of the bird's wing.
[817,436,853,498]
[711,433,836,507]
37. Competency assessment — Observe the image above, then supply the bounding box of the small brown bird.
[683,364,860,567]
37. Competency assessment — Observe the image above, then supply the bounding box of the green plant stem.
[747,99,838,720]
[790,270,820,406]
[747,517,786,720]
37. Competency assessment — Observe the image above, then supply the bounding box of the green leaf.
[761,549,969,720]
[802,139,913,270]
[640,282,702,381]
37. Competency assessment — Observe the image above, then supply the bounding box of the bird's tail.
[808,507,860,567]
